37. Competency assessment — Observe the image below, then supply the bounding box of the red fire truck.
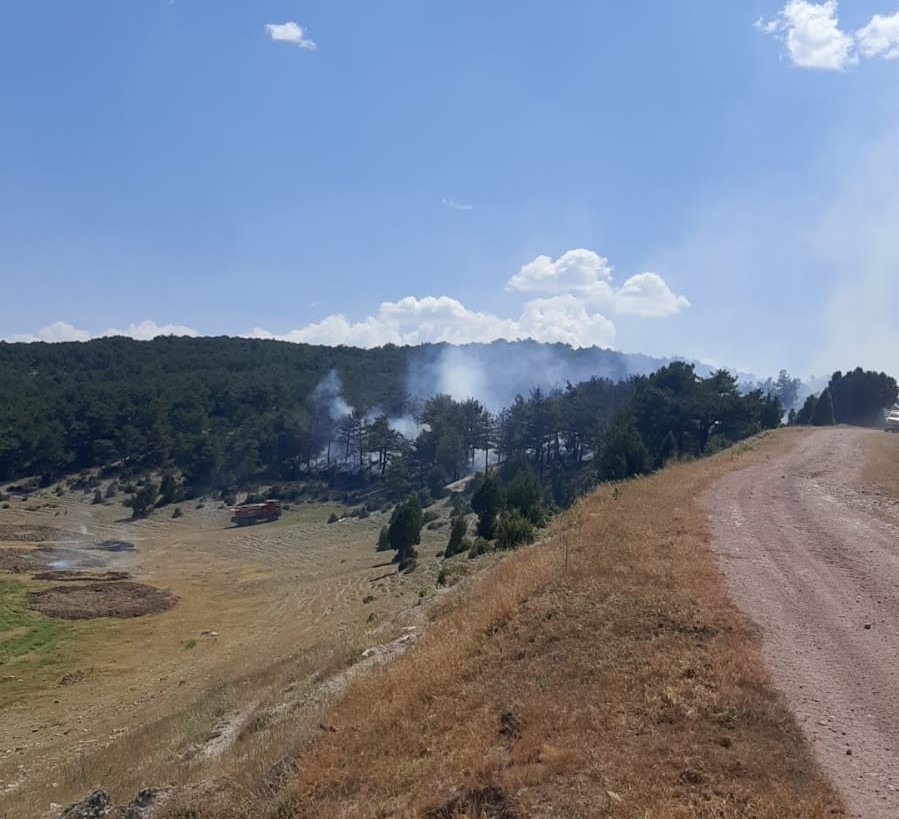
[230,500,282,527]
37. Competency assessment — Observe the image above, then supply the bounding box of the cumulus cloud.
[856,12,899,59]
[756,1,857,70]
[613,272,692,318]
[507,249,689,318]
[757,3,899,69]
[8,251,686,351]
[5,320,198,344]
[248,249,687,350]
[507,249,613,294]
[265,21,317,50]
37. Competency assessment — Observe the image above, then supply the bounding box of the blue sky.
[2,1,898,377]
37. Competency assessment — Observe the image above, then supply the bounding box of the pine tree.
[811,388,836,427]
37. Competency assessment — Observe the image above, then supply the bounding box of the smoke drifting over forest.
[403,340,699,410]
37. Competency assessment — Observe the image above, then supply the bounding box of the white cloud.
[856,12,899,60]
[265,21,317,50]
[756,1,857,70]
[507,249,613,294]
[6,252,685,352]
[249,293,617,349]
[8,321,91,344]
[102,320,198,340]
[5,319,198,344]
[507,249,689,318]
[612,272,692,318]
[441,198,474,211]
[758,3,899,69]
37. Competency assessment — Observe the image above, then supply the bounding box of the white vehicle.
[885,404,899,432]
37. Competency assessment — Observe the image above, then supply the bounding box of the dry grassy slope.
[236,428,844,819]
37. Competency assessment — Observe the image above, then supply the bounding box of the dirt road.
[705,428,899,818]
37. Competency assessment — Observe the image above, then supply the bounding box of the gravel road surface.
[705,428,899,818]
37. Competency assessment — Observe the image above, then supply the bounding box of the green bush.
[444,515,469,558]
[496,510,536,551]
[467,537,491,559]
[327,512,339,524]
[172,506,183,519]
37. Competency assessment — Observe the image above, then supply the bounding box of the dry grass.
[0,491,450,816]
[212,429,842,819]
[862,430,899,500]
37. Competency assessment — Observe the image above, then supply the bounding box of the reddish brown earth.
[705,427,899,818]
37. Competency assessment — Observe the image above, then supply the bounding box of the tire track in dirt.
[704,427,899,818]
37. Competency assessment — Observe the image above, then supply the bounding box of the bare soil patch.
[27,581,177,620]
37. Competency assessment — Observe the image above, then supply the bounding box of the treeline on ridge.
[0,333,784,503]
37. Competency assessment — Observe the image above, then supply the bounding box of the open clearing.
[705,427,899,818]
[0,491,451,816]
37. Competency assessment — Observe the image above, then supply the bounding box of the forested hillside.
[0,336,782,498]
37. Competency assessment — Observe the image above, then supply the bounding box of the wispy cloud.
[757,2,899,70]
[265,21,318,51]
[441,198,474,212]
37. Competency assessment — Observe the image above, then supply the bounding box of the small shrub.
[91,489,103,505]
[496,510,536,551]
[172,506,183,519]
[327,512,340,524]
[417,487,434,509]
[358,507,370,519]
[182,638,197,650]
[467,537,491,559]
[422,510,440,524]
[105,481,118,499]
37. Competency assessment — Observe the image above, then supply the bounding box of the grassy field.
[0,577,72,670]
[0,489,456,816]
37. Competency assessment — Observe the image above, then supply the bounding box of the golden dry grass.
[863,430,899,500]
[234,429,843,819]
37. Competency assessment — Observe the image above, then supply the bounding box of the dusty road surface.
[705,427,899,818]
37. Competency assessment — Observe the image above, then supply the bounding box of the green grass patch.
[0,577,73,667]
